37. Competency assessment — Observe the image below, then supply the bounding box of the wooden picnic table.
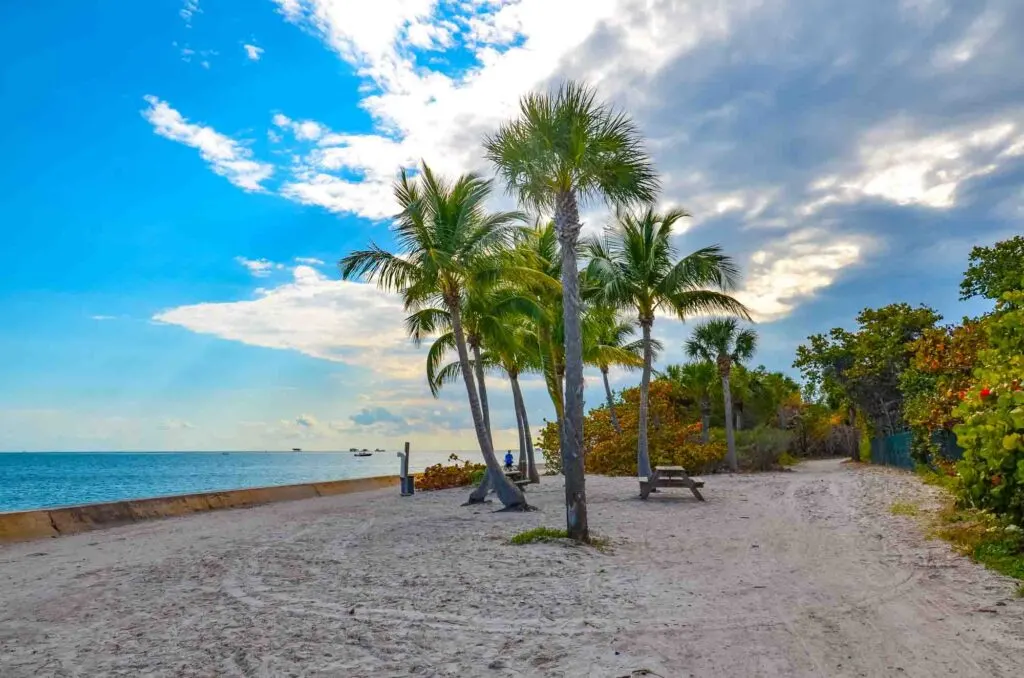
[640,465,705,501]
[504,469,531,491]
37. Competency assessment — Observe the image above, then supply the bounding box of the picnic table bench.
[504,469,532,491]
[639,465,705,501]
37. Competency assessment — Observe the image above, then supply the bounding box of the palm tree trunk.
[468,339,497,503]
[637,317,654,478]
[513,377,526,461]
[554,190,589,541]
[510,374,540,483]
[471,341,492,439]
[700,397,711,444]
[721,363,738,472]
[602,367,622,434]
[448,301,524,507]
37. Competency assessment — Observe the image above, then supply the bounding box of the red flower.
[980,387,992,400]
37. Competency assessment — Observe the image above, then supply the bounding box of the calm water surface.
[0,451,468,512]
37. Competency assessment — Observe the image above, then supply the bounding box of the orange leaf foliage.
[538,380,726,476]
[417,454,485,491]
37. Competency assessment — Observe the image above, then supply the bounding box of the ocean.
[0,450,472,513]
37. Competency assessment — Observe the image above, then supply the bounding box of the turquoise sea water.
[0,451,466,513]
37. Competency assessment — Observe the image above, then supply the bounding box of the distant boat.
[221,452,229,456]
[348,447,358,452]
[354,451,373,457]
[374,448,385,452]
[292,448,302,452]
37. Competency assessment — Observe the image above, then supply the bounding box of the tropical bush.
[902,318,988,462]
[736,427,795,471]
[954,291,1024,524]
[417,455,487,491]
[537,380,726,476]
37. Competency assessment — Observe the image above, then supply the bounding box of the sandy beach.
[2,459,1023,677]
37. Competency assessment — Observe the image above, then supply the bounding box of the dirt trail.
[1,459,1023,677]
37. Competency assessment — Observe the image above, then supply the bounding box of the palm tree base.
[495,502,535,513]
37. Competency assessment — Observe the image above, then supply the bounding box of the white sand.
[2,459,1023,677]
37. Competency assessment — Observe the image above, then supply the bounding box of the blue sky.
[1,0,1021,451]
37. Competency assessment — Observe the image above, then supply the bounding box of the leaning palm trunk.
[637,318,655,478]
[467,340,496,503]
[601,367,622,434]
[719,357,738,472]
[700,397,711,444]
[471,341,492,437]
[554,191,589,541]
[449,304,524,507]
[510,374,540,483]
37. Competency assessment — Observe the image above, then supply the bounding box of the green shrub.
[734,427,794,471]
[953,291,1024,525]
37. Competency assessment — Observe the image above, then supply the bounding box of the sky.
[1,0,1022,452]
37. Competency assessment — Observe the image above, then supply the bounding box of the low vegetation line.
[510,526,609,550]
[894,468,1024,594]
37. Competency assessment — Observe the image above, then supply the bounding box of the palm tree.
[586,208,750,478]
[583,305,648,433]
[420,299,547,486]
[665,361,717,443]
[485,81,658,541]
[686,318,758,472]
[340,163,527,508]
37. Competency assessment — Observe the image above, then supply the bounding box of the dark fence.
[870,430,964,470]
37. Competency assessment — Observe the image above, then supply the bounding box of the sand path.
[2,459,1023,677]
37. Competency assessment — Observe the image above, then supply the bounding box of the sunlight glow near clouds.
[804,118,1024,213]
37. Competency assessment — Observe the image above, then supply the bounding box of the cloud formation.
[142,96,273,191]
[243,43,264,61]
[151,0,1024,361]
[153,265,424,379]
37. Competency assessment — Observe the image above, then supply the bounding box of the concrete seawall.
[0,475,399,544]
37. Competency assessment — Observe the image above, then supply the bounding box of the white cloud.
[142,96,274,191]
[265,0,762,219]
[803,117,1024,212]
[295,256,326,265]
[180,0,201,27]
[235,257,284,277]
[153,265,424,380]
[243,43,265,61]
[90,315,117,321]
[736,230,870,321]
[159,419,195,430]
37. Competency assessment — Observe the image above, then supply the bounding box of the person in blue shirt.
[504,450,514,471]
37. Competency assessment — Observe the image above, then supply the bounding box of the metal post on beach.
[397,441,414,496]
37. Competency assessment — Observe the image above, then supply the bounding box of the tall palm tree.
[340,163,527,508]
[583,305,648,433]
[686,318,758,472]
[665,361,717,443]
[485,81,658,541]
[586,208,750,478]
